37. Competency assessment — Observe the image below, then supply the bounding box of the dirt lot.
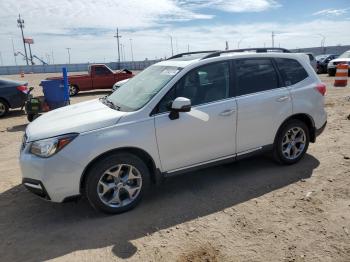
[0,72,349,262]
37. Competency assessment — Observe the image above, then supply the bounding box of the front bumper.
[19,143,85,203]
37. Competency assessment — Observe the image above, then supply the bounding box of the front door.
[153,61,237,172]
[93,66,115,89]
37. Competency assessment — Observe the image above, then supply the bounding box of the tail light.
[17,85,28,94]
[315,83,326,96]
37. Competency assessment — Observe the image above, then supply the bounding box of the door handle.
[276,96,290,102]
[219,108,236,116]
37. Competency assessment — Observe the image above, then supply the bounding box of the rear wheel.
[69,85,79,96]
[85,153,150,214]
[273,120,309,165]
[0,99,9,117]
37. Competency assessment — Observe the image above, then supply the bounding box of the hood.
[330,57,350,63]
[26,99,125,141]
[114,78,129,86]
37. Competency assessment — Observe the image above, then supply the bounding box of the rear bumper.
[316,121,327,137]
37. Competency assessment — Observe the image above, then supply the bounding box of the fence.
[290,45,350,56]
[0,60,162,75]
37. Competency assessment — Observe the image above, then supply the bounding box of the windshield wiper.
[100,96,120,111]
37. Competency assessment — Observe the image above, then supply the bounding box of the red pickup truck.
[47,64,134,96]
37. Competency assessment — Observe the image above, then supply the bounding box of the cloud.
[178,0,280,12]
[313,8,348,16]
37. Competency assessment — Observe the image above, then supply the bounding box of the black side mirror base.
[169,110,179,120]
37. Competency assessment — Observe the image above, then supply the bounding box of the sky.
[0,0,350,65]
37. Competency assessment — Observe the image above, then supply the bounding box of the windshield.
[316,55,328,61]
[339,51,350,59]
[108,65,181,111]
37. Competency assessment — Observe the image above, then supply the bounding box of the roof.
[155,50,308,68]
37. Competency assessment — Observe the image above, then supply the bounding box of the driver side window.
[157,62,230,113]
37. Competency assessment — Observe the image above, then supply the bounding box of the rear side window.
[235,59,279,96]
[275,58,308,86]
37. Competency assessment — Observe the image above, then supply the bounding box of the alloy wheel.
[69,86,77,96]
[97,164,142,208]
[281,127,306,160]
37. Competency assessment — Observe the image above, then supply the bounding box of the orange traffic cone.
[20,71,24,78]
[334,64,348,87]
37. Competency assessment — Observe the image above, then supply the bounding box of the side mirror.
[169,97,191,120]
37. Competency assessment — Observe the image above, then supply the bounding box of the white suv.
[20,50,327,213]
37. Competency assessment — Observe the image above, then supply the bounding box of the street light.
[129,38,134,62]
[167,35,174,56]
[318,34,326,54]
[66,48,71,64]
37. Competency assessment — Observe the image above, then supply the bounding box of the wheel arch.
[79,147,160,194]
[275,113,316,144]
[0,97,10,108]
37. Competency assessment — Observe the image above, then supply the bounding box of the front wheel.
[69,85,79,96]
[85,153,150,214]
[273,120,309,165]
[0,99,9,117]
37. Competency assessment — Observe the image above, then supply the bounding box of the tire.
[27,114,39,122]
[85,152,150,214]
[0,99,9,118]
[69,85,79,96]
[328,71,335,77]
[273,120,309,165]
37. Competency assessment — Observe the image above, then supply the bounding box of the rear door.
[92,66,115,89]
[234,58,292,154]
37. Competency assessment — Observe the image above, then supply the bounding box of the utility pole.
[129,38,134,62]
[225,41,229,50]
[11,38,17,65]
[271,31,275,48]
[66,48,71,64]
[114,28,122,68]
[17,14,29,65]
[187,44,190,52]
[0,52,3,66]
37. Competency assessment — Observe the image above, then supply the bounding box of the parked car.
[305,53,317,72]
[46,64,134,96]
[316,54,338,74]
[0,78,29,117]
[20,50,327,214]
[327,50,350,76]
[112,78,130,92]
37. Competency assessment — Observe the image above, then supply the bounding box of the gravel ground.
[0,72,349,262]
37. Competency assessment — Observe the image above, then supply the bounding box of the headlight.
[30,133,78,158]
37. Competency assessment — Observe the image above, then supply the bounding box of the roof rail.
[167,50,219,60]
[201,47,291,59]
